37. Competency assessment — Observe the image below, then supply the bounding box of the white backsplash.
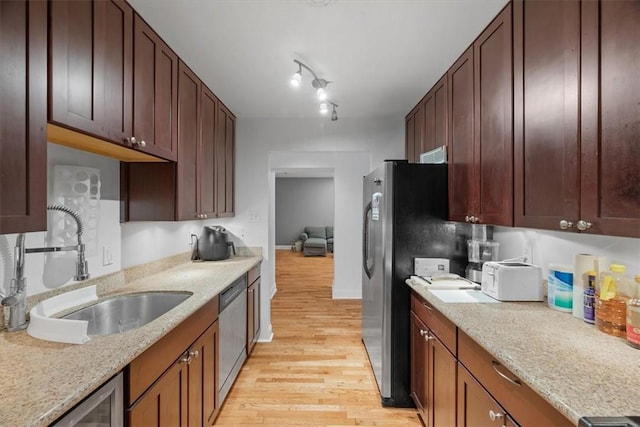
[493,226,640,279]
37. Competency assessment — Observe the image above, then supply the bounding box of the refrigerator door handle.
[363,201,374,279]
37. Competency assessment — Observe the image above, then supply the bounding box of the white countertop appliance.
[481,262,543,301]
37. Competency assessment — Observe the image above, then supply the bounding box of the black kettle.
[191,226,236,261]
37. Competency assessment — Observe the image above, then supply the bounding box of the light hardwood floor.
[215,250,421,426]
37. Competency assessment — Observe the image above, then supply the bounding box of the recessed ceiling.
[128,0,508,120]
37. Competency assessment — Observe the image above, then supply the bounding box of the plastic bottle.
[626,275,640,349]
[583,271,597,324]
[595,264,632,338]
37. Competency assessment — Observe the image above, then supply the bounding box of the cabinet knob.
[420,329,428,337]
[124,136,137,145]
[489,410,504,421]
[138,140,147,148]
[180,352,192,365]
[189,350,199,359]
[559,219,574,230]
[576,220,592,231]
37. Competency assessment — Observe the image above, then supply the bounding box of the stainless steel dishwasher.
[218,276,247,403]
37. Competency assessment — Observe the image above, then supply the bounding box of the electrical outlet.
[102,246,113,266]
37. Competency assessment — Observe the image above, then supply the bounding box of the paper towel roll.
[573,254,597,319]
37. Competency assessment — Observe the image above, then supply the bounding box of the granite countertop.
[0,253,262,426]
[407,280,640,426]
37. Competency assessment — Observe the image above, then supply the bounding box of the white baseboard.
[271,283,277,299]
[275,245,291,250]
[257,323,274,342]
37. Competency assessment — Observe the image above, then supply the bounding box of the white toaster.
[481,262,544,301]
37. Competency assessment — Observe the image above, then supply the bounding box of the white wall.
[493,226,640,279]
[275,178,334,246]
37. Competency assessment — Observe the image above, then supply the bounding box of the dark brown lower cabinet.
[128,359,188,426]
[410,300,456,427]
[127,296,220,426]
[457,364,518,427]
[247,263,261,356]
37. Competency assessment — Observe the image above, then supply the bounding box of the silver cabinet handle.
[489,409,504,421]
[189,350,199,359]
[559,219,574,230]
[465,215,470,222]
[138,140,147,148]
[422,302,433,311]
[124,136,137,145]
[420,329,428,337]
[491,361,521,387]
[577,220,592,231]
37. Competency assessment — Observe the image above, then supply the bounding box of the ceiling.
[128,0,508,120]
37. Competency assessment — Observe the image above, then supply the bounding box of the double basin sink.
[62,291,192,335]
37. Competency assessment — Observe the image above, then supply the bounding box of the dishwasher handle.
[219,276,247,312]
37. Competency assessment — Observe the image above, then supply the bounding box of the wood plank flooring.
[215,250,421,426]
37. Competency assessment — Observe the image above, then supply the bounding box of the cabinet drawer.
[247,263,260,285]
[127,295,219,406]
[458,330,572,426]
[410,291,456,354]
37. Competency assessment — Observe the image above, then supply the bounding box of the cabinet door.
[247,282,256,356]
[410,312,429,419]
[447,47,475,223]
[252,278,261,347]
[513,0,580,231]
[200,87,218,218]
[423,75,448,154]
[581,0,640,238]
[189,321,219,427]
[133,14,178,161]
[177,61,201,221]
[0,0,47,234]
[430,336,456,427]
[405,110,417,162]
[128,358,188,427]
[49,0,132,144]
[457,364,512,427]
[224,113,235,217]
[414,101,426,158]
[473,4,513,226]
[215,103,235,217]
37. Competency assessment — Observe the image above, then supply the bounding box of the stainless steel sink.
[62,291,192,335]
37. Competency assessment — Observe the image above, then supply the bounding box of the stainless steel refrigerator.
[361,160,468,407]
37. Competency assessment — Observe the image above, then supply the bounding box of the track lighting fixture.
[290,59,339,120]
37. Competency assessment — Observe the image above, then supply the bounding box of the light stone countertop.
[408,280,640,426]
[0,252,262,427]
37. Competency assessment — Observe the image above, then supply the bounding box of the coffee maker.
[466,224,499,283]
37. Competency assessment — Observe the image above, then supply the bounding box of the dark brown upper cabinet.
[405,101,425,163]
[513,0,581,232]
[216,102,235,217]
[472,3,513,226]
[176,61,201,221]
[447,47,475,224]
[423,74,448,154]
[199,86,218,219]
[0,0,48,234]
[49,0,133,146]
[132,14,178,161]
[448,4,513,226]
[580,0,640,238]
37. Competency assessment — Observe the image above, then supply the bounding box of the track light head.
[291,59,338,120]
[290,63,302,87]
